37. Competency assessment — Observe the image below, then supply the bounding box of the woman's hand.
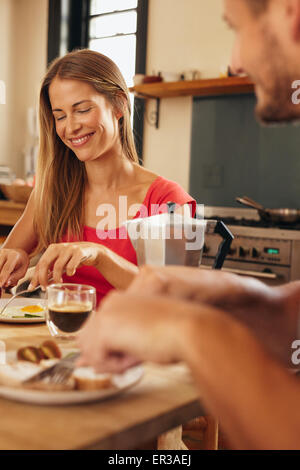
[0,248,30,288]
[29,242,103,290]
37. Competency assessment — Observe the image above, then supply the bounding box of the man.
[77,0,300,449]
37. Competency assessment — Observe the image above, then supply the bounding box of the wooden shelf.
[129,76,254,128]
[129,76,254,99]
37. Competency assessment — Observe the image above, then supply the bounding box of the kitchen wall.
[143,0,234,191]
[0,0,233,184]
[0,0,48,177]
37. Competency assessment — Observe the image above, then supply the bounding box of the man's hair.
[245,0,269,15]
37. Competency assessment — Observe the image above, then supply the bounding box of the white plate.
[0,365,144,405]
[0,298,46,323]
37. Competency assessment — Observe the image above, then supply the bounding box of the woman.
[0,49,196,305]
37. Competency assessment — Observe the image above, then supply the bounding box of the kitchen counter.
[0,322,203,450]
[0,200,25,226]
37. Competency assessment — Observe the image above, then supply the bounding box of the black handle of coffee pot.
[212,221,234,270]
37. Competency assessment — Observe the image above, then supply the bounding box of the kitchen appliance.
[236,196,300,224]
[125,203,233,269]
[202,206,300,285]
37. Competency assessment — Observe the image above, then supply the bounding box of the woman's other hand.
[0,248,30,288]
[29,242,102,290]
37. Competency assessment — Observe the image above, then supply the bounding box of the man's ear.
[288,0,300,41]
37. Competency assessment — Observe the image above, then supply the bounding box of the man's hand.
[127,266,300,364]
[76,291,201,373]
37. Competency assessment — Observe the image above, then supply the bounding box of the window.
[89,0,138,87]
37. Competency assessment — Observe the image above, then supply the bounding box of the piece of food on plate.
[73,367,113,390]
[39,340,62,360]
[0,304,45,319]
[17,340,62,364]
[0,361,75,391]
[0,362,43,387]
[17,346,43,363]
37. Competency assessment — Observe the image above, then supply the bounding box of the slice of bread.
[73,367,113,391]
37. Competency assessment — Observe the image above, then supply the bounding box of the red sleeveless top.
[62,176,196,305]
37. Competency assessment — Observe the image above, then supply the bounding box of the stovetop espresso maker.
[125,202,233,269]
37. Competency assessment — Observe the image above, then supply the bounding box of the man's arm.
[180,310,300,449]
[76,291,300,449]
[127,266,300,364]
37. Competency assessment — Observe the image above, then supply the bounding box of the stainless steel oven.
[201,207,300,286]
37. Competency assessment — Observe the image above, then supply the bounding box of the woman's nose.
[65,115,81,135]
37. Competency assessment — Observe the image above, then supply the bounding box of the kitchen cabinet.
[0,200,25,244]
[0,200,25,226]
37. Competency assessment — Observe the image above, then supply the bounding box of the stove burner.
[208,216,300,231]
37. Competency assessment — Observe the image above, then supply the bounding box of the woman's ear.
[114,92,127,120]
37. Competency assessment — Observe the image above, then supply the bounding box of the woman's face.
[49,77,122,162]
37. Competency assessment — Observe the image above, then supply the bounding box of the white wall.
[0,0,233,187]
[143,0,234,191]
[0,0,48,177]
[0,0,14,174]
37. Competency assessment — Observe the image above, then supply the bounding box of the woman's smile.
[68,132,96,148]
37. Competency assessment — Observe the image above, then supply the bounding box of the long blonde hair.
[33,49,139,254]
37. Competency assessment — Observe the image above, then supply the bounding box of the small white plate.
[0,298,46,324]
[0,365,144,405]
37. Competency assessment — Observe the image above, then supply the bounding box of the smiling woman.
[0,49,196,305]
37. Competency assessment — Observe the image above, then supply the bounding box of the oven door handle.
[200,265,278,280]
[223,268,278,280]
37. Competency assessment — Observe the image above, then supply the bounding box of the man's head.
[224,0,300,124]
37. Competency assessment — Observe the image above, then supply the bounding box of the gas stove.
[202,207,300,285]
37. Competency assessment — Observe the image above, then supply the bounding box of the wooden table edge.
[79,399,204,450]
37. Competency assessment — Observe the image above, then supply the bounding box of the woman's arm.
[94,244,139,289]
[28,241,138,290]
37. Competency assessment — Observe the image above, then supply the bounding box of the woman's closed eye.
[77,107,91,114]
[54,108,91,121]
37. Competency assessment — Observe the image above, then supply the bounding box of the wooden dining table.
[0,320,204,450]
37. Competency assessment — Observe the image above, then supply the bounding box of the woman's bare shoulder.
[132,164,160,186]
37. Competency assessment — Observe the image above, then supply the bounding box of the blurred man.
[77,0,300,449]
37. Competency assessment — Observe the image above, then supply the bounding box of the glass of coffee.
[46,283,96,340]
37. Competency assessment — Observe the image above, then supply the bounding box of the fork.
[23,352,80,386]
[0,283,44,316]
[0,255,92,317]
